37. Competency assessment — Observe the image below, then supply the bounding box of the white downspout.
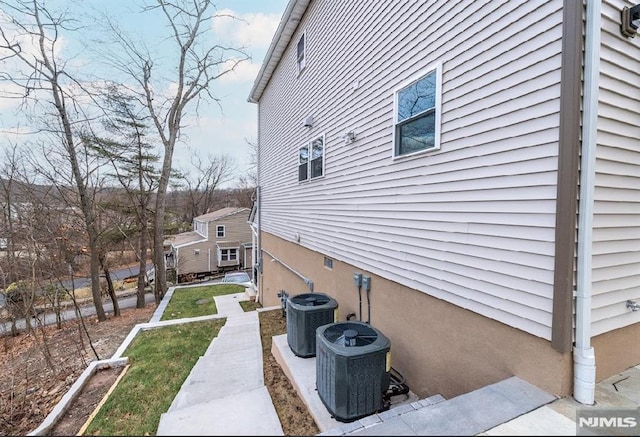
[175,247,179,281]
[574,0,600,406]
[256,103,263,303]
[256,185,261,303]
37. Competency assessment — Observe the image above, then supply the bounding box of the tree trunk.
[104,271,120,317]
[136,209,149,308]
[99,254,120,317]
[153,149,174,303]
[88,235,107,321]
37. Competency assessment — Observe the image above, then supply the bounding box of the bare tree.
[0,146,23,288]
[241,137,258,187]
[0,0,107,320]
[102,0,249,301]
[0,145,65,334]
[175,150,235,223]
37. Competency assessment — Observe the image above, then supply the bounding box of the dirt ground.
[0,298,318,436]
[0,303,156,436]
[259,308,320,436]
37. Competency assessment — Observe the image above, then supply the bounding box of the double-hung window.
[298,135,324,182]
[297,33,306,74]
[394,64,441,157]
[216,225,225,238]
[221,248,237,261]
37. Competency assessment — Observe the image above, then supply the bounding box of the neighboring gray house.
[166,207,252,283]
[249,0,640,405]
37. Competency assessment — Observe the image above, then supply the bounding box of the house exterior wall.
[590,1,640,336]
[258,0,565,340]
[208,209,252,269]
[174,209,252,277]
[259,231,573,399]
[176,241,212,277]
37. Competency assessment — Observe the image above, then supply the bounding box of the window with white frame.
[394,64,441,157]
[216,225,225,238]
[298,135,324,182]
[220,248,238,261]
[195,220,206,236]
[296,33,306,74]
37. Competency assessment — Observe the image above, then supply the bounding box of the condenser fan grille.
[290,293,331,307]
[286,292,338,358]
[323,322,378,346]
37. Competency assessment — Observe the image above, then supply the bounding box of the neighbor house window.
[298,135,324,182]
[216,225,225,238]
[297,32,306,74]
[221,248,238,261]
[195,220,206,236]
[394,64,441,157]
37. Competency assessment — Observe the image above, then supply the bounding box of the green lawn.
[81,283,259,435]
[160,284,245,320]
[84,319,225,436]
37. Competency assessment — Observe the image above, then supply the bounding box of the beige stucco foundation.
[592,323,640,382]
[258,231,576,400]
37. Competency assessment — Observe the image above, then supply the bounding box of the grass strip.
[83,319,225,436]
[239,300,261,312]
[160,284,244,320]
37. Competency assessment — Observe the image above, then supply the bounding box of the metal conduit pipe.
[262,248,314,293]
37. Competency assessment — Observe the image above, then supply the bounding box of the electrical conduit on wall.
[262,248,314,293]
[574,0,600,406]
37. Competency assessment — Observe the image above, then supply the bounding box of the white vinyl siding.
[258,0,564,340]
[590,1,640,336]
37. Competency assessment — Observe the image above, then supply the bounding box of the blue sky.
[0,0,289,186]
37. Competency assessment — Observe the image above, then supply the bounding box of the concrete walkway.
[28,281,640,436]
[155,291,283,436]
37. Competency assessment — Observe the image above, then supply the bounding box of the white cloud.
[212,9,281,53]
[218,58,260,83]
[0,126,33,146]
[0,10,66,67]
[0,10,69,114]
[210,9,280,85]
[0,83,23,110]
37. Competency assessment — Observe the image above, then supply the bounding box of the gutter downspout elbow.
[304,278,314,293]
[574,0,600,406]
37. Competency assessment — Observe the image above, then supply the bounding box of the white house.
[248,0,640,404]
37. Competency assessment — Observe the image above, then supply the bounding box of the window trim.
[296,31,306,76]
[220,248,238,261]
[392,62,442,160]
[298,133,325,183]
[216,225,225,238]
